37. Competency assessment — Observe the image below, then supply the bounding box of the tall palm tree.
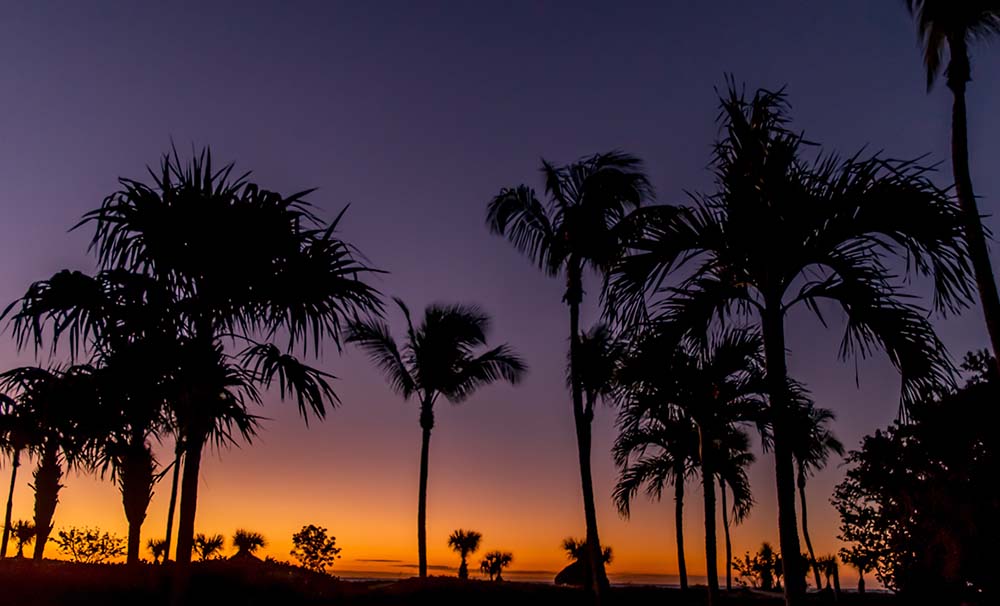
[613,397,698,591]
[447,529,482,579]
[615,326,765,606]
[0,393,33,559]
[76,148,382,564]
[788,403,843,589]
[717,427,755,592]
[904,1,1000,374]
[609,84,969,606]
[0,366,97,560]
[486,151,651,599]
[348,299,525,579]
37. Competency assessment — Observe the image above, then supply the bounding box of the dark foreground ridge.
[0,558,899,606]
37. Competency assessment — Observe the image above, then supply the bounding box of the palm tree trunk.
[948,39,1000,376]
[832,560,840,599]
[761,303,806,606]
[417,401,433,579]
[32,443,62,561]
[163,443,182,562]
[720,477,733,592]
[797,465,821,590]
[174,433,205,565]
[122,441,155,565]
[567,259,609,601]
[701,458,719,606]
[675,474,688,591]
[1,448,20,558]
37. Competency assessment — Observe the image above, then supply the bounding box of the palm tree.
[788,403,844,590]
[147,538,168,564]
[4,269,220,565]
[0,393,33,559]
[348,300,525,578]
[557,537,613,587]
[447,529,482,579]
[613,400,698,591]
[193,533,225,561]
[480,550,513,582]
[76,148,382,565]
[615,326,765,606]
[717,428,755,592]
[11,520,34,558]
[0,366,97,560]
[609,83,969,606]
[904,1,1000,374]
[486,151,651,600]
[232,529,266,559]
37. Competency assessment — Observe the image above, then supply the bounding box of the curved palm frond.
[346,319,415,399]
[239,343,337,424]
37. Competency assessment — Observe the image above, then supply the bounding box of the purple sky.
[0,0,996,580]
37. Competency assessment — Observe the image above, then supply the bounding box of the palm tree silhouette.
[789,402,843,589]
[615,325,765,606]
[0,393,33,559]
[3,269,252,565]
[193,533,225,561]
[147,538,168,564]
[348,300,525,578]
[479,550,513,582]
[613,397,698,591]
[609,83,969,606]
[231,529,266,559]
[556,537,613,587]
[0,366,97,560]
[75,148,382,565]
[11,520,34,558]
[717,428,755,592]
[447,529,482,579]
[487,151,651,600]
[904,1,1000,374]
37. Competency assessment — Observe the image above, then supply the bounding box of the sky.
[1,0,998,586]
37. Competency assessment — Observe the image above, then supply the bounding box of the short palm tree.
[11,520,34,558]
[232,529,266,558]
[613,403,698,591]
[487,151,651,599]
[193,533,225,561]
[76,148,382,564]
[348,299,524,578]
[615,325,765,606]
[147,538,168,564]
[610,83,969,606]
[0,366,97,560]
[480,550,513,582]
[447,529,482,579]
[904,1,1000,373]
[559,537,613,587]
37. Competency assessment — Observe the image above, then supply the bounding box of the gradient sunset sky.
[1,0,998,584]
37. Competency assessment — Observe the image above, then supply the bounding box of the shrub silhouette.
[290,524,341,573]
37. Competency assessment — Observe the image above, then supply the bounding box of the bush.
[53,527,125,563]
[832,351,1000,603]
[290,525,341,573]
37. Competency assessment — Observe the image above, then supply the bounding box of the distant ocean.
[333,568,687,587]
